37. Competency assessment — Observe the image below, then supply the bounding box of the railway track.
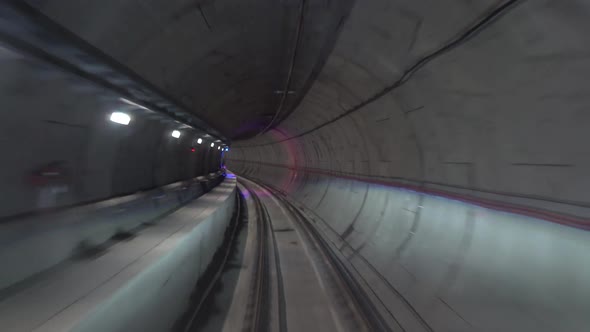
[238,177,393,332]
[252,180,434,332]
[182,176,398,331]
[240,179,280,332]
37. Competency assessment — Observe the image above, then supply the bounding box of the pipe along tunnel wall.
[228,1,590,331]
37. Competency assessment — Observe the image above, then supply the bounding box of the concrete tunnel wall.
[227,1,590,331]
[0,52,222,218]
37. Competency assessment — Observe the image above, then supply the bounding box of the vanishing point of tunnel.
[0,1,588,331]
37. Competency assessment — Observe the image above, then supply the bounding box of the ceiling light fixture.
[110,112,131,125]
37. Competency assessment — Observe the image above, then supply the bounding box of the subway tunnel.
[0,0,589,331]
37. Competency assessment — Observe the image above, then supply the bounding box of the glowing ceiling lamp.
[197,138,202,144]
[110,112,131,125]
[171,130,181,138]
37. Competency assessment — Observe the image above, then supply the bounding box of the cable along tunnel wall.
[227,0,590,331]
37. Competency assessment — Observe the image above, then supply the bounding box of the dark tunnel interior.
[0,1,589,331]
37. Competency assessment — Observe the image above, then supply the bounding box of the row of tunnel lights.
[110,111,229,152]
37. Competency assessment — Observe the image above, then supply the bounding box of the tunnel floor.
[182,177,399,332]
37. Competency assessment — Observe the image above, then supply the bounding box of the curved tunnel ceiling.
[230,0,590,215]
[26,0,590,216]
[26,0,355,139]
[30,0,589,223]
